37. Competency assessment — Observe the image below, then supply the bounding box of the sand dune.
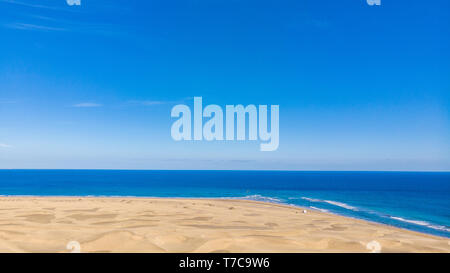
[0,197,448,253]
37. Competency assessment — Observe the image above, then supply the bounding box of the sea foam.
[301,197,359,211]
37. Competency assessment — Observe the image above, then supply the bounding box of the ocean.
[0,170,449,238]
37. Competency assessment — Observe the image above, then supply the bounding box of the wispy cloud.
[1,0,126,36]
[0,0,64,10]
[4,22,66,31]
[72,102,103,108]
[0,143,12,148]
[127,98,192,106]
[127,100,166,106]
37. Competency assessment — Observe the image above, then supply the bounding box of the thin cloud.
[4,19,120,35]
[0,143,12,148]
[4,22,66,31]
[0,0,64,10]
[127,98,192,106]
[1,1,126,36]
[72,102,103,108]
[127,100,166,106]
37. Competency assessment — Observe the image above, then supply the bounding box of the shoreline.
[0,194,448,240]
[0,196,449,253]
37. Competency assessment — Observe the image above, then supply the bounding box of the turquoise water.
[0,170,449,238]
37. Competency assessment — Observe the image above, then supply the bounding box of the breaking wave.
[238,194,282,203]
[301,197,359,211]
[309,206,329,213]
[390,216,450,233]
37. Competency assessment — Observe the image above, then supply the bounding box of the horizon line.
[0,168,449,173]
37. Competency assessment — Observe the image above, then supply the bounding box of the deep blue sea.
[0,170,449,238]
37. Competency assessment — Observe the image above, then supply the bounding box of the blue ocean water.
[0,170,449,238]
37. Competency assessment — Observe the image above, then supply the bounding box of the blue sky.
[0,0,449,170]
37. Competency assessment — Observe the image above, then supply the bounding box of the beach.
[0,197,448,253]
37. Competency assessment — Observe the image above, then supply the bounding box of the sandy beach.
[0,197,448,253]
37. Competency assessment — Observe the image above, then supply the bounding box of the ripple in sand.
[19,214,55,224]
[67,213,117,221]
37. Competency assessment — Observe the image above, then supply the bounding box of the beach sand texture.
[0,197,448,253]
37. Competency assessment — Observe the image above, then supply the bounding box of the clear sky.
[0,0,449,170]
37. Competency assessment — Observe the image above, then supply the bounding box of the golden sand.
[0,197,448,253]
